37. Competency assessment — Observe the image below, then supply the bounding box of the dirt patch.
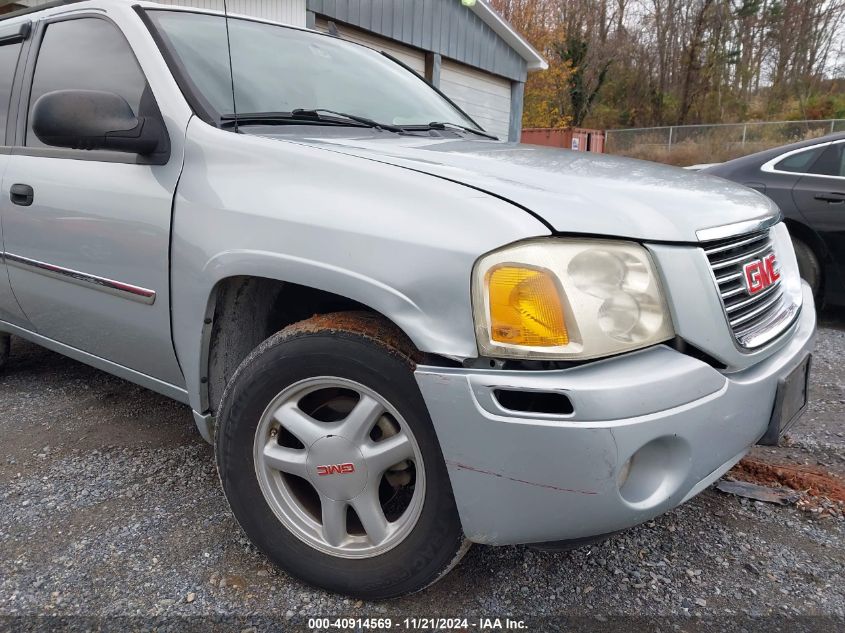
[728,457,845,515]
[281,310,424,367]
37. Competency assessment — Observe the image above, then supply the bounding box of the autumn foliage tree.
[491,0,573,128]
[491,0,845,129]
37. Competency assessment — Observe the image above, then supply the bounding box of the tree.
[556,35,612,126]
[492,0,845,129]
[490,0,572,127]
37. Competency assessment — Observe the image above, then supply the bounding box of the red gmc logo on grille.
[743,253,780,295]
[316,463,356,476]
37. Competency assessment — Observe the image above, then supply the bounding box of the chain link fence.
[605,119,845,165]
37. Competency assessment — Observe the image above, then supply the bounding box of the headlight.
[471,239,675,360]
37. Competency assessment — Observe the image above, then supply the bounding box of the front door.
[791,140,845,297]
[1,14,183,385]
[0,26,29,328]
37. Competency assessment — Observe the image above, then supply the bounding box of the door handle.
[10,184,33,207]
[813,192,845,203]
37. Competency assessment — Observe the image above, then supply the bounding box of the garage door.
[440,60,512,140]
[314,19,426,77]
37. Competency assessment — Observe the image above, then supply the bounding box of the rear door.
[0,13,184,385]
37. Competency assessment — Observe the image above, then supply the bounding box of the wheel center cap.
[306,436,368,500]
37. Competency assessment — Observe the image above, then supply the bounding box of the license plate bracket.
[758,354,811,446]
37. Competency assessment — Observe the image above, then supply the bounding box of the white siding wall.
[315,18,426,76]
[315,19,513,138]
[440,59,511,139]
[150,0,306,27]
[18,0,307,27]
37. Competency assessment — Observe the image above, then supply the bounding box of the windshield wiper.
[400,121,499,140]
[220,110,402,132]
[220,111,364,128]
[292,109,403,132]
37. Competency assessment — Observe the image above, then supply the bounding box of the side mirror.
[31,89,162,155]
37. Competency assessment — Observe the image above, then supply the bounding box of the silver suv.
[0,0,815,598]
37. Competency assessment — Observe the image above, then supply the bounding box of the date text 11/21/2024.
[307,617,528,630]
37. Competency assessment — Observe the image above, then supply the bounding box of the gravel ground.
[0,310,843,631]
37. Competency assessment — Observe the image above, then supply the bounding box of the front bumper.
[415,285,816,546]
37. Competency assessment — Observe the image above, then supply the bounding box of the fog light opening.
[618,436,691,509]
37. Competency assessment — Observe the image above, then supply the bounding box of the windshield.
[147,10,481,130]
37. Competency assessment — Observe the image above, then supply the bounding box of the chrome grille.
[703,228,794,348]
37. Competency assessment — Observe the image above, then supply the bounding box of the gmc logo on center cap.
[316,463,356,476]
[743,253,780,295]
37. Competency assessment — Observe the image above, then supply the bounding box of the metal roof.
[469,0,546,71]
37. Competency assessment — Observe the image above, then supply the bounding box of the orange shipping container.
[521,128,606,153]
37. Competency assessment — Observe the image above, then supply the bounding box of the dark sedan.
[704,133,845,306]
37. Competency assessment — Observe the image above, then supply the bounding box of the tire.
[215,312,468,598]
[791,237,821,298]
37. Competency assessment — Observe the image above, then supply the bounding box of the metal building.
[12,0,546,141]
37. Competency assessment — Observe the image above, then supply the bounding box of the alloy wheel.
[253,377,426,558]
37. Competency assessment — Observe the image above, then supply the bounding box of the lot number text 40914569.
[308,617,528,630]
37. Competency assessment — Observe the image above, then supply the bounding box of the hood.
[248,132,779,243]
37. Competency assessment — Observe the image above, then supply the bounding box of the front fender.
[170,120,549,414]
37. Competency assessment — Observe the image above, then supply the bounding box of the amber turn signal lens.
[488,266,568,346]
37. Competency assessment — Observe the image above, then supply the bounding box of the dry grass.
[619,140,773,166]
[608,124,834,166]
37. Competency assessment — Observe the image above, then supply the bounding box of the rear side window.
[807,143,845,178]
[773,146,825,174]
[0,42,22,145]
[26,17,147,147]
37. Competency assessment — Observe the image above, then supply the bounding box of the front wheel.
[215,313,468,598]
